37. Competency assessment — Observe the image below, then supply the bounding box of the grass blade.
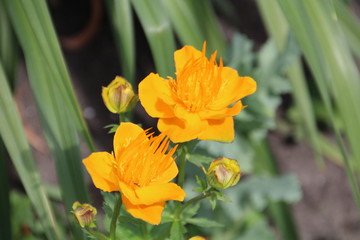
[4,0,94,152]
[0,0,18,88]
[186,0,226,55]
[131,0,176,77]
[0,61,62,240]
[106,0,136,85]
[5,1,91,238]
[162,0,204,48]
[333,0,360,59]
[256,0,323,165]
[277,0,360,212]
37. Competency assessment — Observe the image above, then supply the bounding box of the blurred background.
[1,0,360,239]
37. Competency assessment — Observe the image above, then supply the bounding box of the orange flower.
[139,43,256,143]
[83,122,186,225]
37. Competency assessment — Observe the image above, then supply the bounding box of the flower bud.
[189,236,207,240]
[204,157,241,189]
[71,201,97,228]
[102,76,138,113]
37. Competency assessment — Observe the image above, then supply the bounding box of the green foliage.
[237,175,301,211]
[238,214,277,240]
[106,0,135,85]
[0,61,61,239]
[104,124,120,134]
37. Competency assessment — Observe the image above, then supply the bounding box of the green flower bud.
[102,76,138,113]
[205,157,241,189]
[71,201,97,228]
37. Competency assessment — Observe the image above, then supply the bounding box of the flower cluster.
[83,43,256,227]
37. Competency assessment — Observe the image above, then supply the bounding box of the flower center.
[171,51,223,113]
[114,132,175,189]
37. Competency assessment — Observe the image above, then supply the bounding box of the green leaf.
[104,124,119,134]
[106,0,136,85]
[239,214,276,240]
[277,0,360,213]
[237,174,301,211]
[4,0,94,151]
[182,202,200,219]
[169,220,186,240]
[0,61,62,239]
[196,134,254,173]
[185,0,226,55]
[162,0,204,48]
[186,218,223,228]
[226,33,255,74]
[256,0,324,166]
[0,0,18,87]
[195,175,208,192]
[4,1,92,238]
[131,0,176,77]
[187,153,213,167]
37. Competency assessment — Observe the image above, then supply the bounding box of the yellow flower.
[102,76,137,113]
[83,122,186,225]
[71,201,97,228]
[139,43,256,143]
[189,236,207,240]
[204,157,241,189]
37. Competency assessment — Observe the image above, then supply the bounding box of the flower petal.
[212,67,256,109]
[158,106,205,143]
[101,86,117,113]
[122,194,165,225]
[199,117,235,142]
[155,161,179,183]
[199,101,244,119]
[118,181,142,205]
[135,183,186,205]
[138,73,175,118]
[83,152,119,192]
[174,45,202,74]
[113,122,144,154]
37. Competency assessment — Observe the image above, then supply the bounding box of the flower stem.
[110,194,122,240]
[118,113,123,123]
[86,228,109,240]
[141,222,150,240]
[177,145,188,188]
[175,189,213,218]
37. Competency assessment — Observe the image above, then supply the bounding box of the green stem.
[118,113,122,123]
[86,228,109,240]
[110,194,123,240]
[141,222,150,240]
[177,145,188,188]
[174,189,213,218]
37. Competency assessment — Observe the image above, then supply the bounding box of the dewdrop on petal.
[102,76,138,113]
[71,201,97,228]
[204,157,241,189]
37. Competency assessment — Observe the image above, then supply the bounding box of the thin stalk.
[119,113,122,124]
[86,228,109,240]
[110,194,122,240]
[141,222,150,240]
[174,189,213,218]
[177,145,188,188]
